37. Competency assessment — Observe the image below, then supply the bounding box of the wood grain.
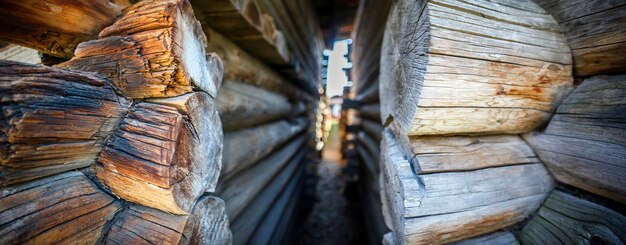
[0,0,131,58]
[0,172,122,244]
[95,92,222,214]
[60,0,222,99]
[524,75,626,203]
[380,0,573,138]
[450,231,518,245]
[0,44,41,64]
[0,61,130,185]
[520,190,626,244]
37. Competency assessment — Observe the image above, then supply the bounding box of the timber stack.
[340,0,393,244]
[0,0,322,244]
[378,0,626,244]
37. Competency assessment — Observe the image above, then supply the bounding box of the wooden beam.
[95,92,222,215]
[0,0,131,58]
[520,190,626,244]
[0,61,131,186]
[0,172,121,244]
[524,75,626,203]
[59,0,222,99]
[381,0,573,138]
[217,80,292,131]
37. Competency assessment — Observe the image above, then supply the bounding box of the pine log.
[381,0,573,138]
[357,163,390,244]
[95,92,222,215]
[361,119,383,142]
[524,75,626,203]
[0,0,131,58]
[0,172,122,244]
[202,26,313,102]
[450,231,518,245]
[231,152,305,245]
[356,143,380,193]
[520,190,626,244]
[217,80,291,131]
[0,44,41,64]
[60,0,222,99]
[356,80,380,104]
[535,1,626,76]
[222,118,307,179]
[359,103,381,122]
[0,61,131,186]
[381,129,553,244]
[106,195,231,245]
[264,171,305,245]
[219,135,306,220]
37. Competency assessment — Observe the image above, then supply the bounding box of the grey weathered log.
[450,231,519,245]
[534,0,626,76]
[0,61,131,186]
[380,129,553,244]
[520,190,626,244]
[359,103,381,122]
[0,44,40,64]
[361,119,383,142]
[222,117,307,180]
[0,172,122,244]
[219,135,306,220]
[356,80,380,104]
[230,147,306,244]
[524,74,626,203]
[96,92,223,215]
[180,195,232,245]
[381,0,573,138]
[217,80,291,131]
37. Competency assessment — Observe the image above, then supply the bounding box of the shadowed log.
[0,0,131,58]
[524,75,626,203]
[380,0,573,138]
[0,172,122,244]
[95,92,222,214]
[0,61,131,186]
[450,231,518,245]
[59,0,222,99]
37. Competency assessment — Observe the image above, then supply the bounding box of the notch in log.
[0,61,131,186]
[59,0,223,99]
[95,92,222,215]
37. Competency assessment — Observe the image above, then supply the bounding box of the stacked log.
[1,0,231,243]
[379,0,574,243]
[339,0,392,244]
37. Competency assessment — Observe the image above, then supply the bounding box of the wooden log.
[264,171,305,245]
[231,152,305,245]
[520,190,626,244]
[0,172,122,244]
[535,1,626,76]
[381,0,573,138]
[450,231,518,245]
[60,0,223,99]
[202,26,313,102]
[524,75,626,203]
[217,80,291,131]
[222,117,307,179]
[95,92,222,214]
[0,0,131,58]
[106,195,231,245]
[361,119,383,142]
[381,129,553,244]
[219,135,306,220]
[357,163,390,244]
[0,44,41,64]
[359,103,381,122]
[356,80,380,104]
[0,61,131,186]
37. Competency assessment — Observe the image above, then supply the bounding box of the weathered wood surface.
[96,92,222,214]
[357,163,390,244]
[231,152,305,245]
[524,75,626,203]
[0,61,131,185]
[380,0,573,138]
[222,117,306,180]
[356,81,380,104]
[361,119,383,142]
[520,190,626,244]
[217,80,291,131]
[409,135,539,174]
[60,0,222,99]
[450,231,518,245]
[219,135,306,220]
[535,0,626,76]
[0,172,122,244]
[381,129,553,244]
[202,26,313,102]
[0,44,41,64]
[0,0,131,58]
[359,103,381,122]
[106,195,230,245]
